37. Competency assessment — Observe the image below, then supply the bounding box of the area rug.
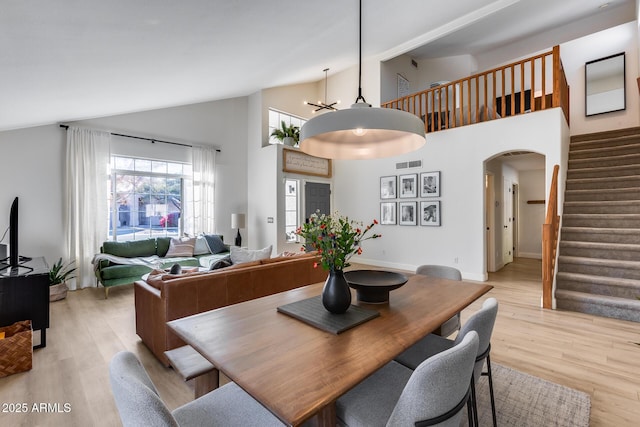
[461,363,591,426]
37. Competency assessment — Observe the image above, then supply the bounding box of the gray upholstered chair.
[395,298,499,427]
[415,265,463,337]
[336,331,479,427]
[109,351,285,427]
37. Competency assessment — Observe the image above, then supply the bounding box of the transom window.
[268,109,306,145]
[108,156,192,241]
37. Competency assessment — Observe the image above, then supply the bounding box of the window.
[285,179,299,242]
[268,109,306,145]
[108,156,192,241]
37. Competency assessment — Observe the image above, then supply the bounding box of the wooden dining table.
[167,274,492,426]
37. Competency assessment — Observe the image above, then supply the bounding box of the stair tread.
[568,163,638,173]
[565,187,640,193]
[558,255,640,268]
[564,213,640,217]
[571,129,640,143]
[556,271,640,287]
[567,175,640,182]
[564,200,640,205]
[561,226,640,233]
[556,289,640,306]
[560,241,640,251]
[569,152,640,161]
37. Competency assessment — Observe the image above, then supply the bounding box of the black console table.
[0,257,49,349]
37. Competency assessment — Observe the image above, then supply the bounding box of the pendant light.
[305,68,339,112]
[299,0,426,160]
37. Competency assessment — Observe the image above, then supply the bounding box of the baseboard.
[518,252,542,259]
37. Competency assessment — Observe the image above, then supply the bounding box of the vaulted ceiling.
[0,0,634,131]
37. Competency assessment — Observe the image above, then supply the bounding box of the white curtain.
[65,127,110,290]
[187,144,217,235]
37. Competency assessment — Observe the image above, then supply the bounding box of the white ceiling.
[0,0,635,132]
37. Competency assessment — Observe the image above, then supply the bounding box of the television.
[0,197,32,275]
[9,196,18,267]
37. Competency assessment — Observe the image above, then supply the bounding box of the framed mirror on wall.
[585,52,626,116]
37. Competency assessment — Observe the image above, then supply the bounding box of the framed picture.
[380,176,397,199]
[399,201,417,226]
[380,202,396,225]
[397,74,410,98]
[420,171,440,198]
[399,174,417,198]
[283,148,332,178]
[420,201,441,226]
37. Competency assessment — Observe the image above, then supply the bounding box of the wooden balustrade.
[382,45,570,132]
[542,164,560,309]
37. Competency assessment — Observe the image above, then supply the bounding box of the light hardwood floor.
[0,258,638,426]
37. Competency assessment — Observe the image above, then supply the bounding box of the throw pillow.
[203,234,228,254]
[193,236,211,255]
[230,245,272,264]
[209,255,233,270]
[165,237,196,257]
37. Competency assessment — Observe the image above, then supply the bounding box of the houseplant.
[296,211,380,313]
[49,258,76,301]
[270,120,300,147]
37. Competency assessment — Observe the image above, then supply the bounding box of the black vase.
[322,269,352,314]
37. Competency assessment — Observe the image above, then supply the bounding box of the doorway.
[485,151,545,274]
[304,182,331,221]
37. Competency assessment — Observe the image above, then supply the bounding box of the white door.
[485,173,496,272]
[503,178,513,265]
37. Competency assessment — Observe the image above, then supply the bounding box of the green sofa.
[94,236,230,298]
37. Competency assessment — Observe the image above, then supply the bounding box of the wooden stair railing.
[382,45,570,133]
[542,164,560,309]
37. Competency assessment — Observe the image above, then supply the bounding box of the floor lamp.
[231,213,246,247]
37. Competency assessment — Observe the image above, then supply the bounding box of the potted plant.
[296,211,380,313]
[49,258,76,301]
[270,120,300,147]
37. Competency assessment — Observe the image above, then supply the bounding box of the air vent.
[396,160,422,170]
[411,59,418,68]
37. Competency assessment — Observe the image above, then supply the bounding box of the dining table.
[167,273,493,426]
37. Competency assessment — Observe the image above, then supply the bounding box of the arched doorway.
[484,151,545,273]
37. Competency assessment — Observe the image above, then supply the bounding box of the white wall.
[380,54,420,103]
[561,21,640,135]
[0,125,65,265]
[518,169,545,259]
[332,109,568,281]
[0,97,249,269]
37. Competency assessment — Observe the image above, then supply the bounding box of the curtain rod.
[59,124,221,152]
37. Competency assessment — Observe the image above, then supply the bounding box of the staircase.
[556,127,640,322]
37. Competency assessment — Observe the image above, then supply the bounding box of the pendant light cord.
[355,0,367,104]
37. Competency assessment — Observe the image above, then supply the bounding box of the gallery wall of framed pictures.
[379,171,441,226]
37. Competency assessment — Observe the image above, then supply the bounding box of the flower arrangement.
[296,211,381,271]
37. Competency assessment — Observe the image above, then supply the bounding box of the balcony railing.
[382,46,569,133]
